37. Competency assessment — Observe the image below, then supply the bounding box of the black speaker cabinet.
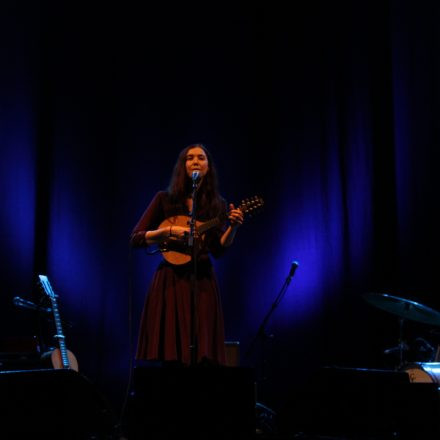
[125,366,256,439]
[0,369,118,438]
[278,366,440,439]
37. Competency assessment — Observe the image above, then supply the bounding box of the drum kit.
[363,292,440,384]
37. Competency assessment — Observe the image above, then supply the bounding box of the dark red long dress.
[130,191,227,366]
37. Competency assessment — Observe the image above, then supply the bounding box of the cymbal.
[363,292,440,327]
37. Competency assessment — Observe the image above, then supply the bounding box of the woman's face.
[185,147,209,179]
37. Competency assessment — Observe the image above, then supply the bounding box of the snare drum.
[402,362,440,384]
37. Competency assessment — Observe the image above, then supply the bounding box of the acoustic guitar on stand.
[38,274,79,371]
[159,195,264,265]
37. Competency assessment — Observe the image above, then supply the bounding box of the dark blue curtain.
[1,0,439,415]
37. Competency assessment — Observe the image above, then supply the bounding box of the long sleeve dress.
[130,190,227,366]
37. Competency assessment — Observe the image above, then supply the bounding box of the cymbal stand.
[397,317,405,369]
[384,317,409,370]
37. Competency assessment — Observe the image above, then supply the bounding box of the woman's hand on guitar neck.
[228,203,244,229]
[220,204,243,248]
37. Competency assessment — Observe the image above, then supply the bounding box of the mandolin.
[38,274,79,371]
[159,195,264,265]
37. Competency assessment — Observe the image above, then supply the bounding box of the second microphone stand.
[245,261,299,394]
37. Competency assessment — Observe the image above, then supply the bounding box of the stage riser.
[125,366,256,439]
[0,369,117,437]
[278,367,440,439]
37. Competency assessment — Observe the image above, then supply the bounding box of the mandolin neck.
[197,217,222,235]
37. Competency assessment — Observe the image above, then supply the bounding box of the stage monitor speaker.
[278,366,440,440]
[0,368,118,438]
[125,366,256,439]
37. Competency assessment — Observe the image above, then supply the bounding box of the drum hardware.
[413,337,436,360]
[401,362,440,384]
[363,292,440,369]
[384,316,408,369]
[363,292,440,327]
[383,339,409,356]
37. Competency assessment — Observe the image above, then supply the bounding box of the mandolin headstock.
[239,195,265,218]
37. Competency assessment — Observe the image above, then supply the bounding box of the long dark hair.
[167,143,224,218]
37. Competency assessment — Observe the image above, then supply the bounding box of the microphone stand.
[245,261,299,398]
[188,177,199,366]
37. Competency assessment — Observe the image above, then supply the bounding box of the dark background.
[1,0,439,423]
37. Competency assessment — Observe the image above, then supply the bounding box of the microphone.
[288,260,299,278]
[192,170,201,181]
